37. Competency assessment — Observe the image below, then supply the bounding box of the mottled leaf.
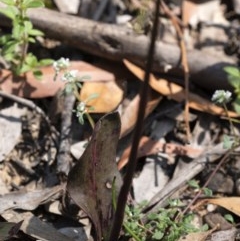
[67,112,122,241]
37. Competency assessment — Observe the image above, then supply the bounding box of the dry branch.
[0,6,236,90]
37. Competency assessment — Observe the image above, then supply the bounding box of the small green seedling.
[188,179,213,197]
[0,0,53,79]
[224,214,235,224]
[211,89,240,149]
[123,199,202,241]
[224,67,240,113]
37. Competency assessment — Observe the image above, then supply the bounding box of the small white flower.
[61,70,78,82]
[76,102,86,114]
[53,57,70,72]
[212,90,232,104]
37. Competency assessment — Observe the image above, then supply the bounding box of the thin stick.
[108,1,161,240]
[161,0,191,143]
[180,148,233,217]
[0,90,59,146]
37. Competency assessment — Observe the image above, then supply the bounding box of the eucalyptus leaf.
[67,112,122,241]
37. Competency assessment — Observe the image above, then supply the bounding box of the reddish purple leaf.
[67,112,122,241]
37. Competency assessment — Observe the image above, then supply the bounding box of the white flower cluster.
[53,57,70,72]
[61,70,79,82]
[76,102,86,116]
[53,57,79,82]
[211,90,232,104]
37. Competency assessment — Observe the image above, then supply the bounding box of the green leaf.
[12,24,23,39]
[147,213,159,220]
[3,52,15,61]
[0,34,11,45]
[23,20,33,32]
[188,179,200,189]
[202,187,213,197]
[224,67,240,92]
[228,77,240,92]
[0,6,18,20]
[22,0,45,8]
[152,231,164,240]
[223,135,235,149]
[224,214,234,224]
[25,53,38,66]
[39,58,53,66]
[28,28,44,36]
[224,66,240,78]
[232,98,240,114]
[0,0,15,5]
[2,40,18,54]
[20,64,32,73]
[233,102,240,114]
[201,224,209,231]
[27,37,36,43]
[33,70,42,80]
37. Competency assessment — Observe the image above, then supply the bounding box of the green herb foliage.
[124,200,201,241]
[224,66,240,113]
[0,0,53,78]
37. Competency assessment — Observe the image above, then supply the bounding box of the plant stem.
[15,1,28,74]
[108,1,161,240]
[73,86,95,129]
[179,148,233,218]
[223,103,237,138]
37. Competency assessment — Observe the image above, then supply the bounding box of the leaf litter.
[0,1,240,241]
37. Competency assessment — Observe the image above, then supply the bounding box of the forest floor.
[0,0,240,241]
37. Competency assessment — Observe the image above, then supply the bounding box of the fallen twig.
[0,4,236,91]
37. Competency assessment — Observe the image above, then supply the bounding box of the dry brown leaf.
[80,81,124,113]
[123,59,239,118]
[120,90,162,137]
[182,0,221,28]
[118,136,203,170]
[0,61,116,98]
[196,197,240,217]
